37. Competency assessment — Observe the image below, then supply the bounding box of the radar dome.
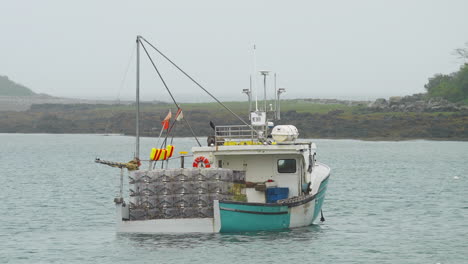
[271,125,299,143]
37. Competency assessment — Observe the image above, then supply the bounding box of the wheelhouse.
[192,142,316,203]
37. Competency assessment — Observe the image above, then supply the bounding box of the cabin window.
[218,160,222,168]
[277,159,296,173]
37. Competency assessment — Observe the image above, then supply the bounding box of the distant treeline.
[425,64,468,104]
[1,103,467,140]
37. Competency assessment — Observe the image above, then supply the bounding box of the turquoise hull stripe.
[219,176,330,232]
[312,177,329,221]
[219,203,290,232]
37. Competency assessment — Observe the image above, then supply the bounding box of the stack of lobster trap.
[128,168,245,220]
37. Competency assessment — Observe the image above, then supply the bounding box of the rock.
[370,98,388,108]
[368,94,466,113]
[389,96,402,105]
[302,98,372,106]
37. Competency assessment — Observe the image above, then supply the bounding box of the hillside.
[0,74,467,140]
[0,75,36,96]
[0,101,467,140]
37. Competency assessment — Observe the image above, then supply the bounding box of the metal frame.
[214,125,260,145]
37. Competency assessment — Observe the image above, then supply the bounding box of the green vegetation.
[425,42,468,104]
[2,41,468,140]
[1,101,467,140]
[0,75,36,96]
[425,64,468,104]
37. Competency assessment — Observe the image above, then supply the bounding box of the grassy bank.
[0,100,467,140]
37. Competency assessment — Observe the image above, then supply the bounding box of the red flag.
[161,110,172,130]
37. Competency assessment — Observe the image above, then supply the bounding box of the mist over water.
[1,134,467,263]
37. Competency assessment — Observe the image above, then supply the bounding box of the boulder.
[368,94,466,113]
[389,96,402,106]
[370,98,389,108]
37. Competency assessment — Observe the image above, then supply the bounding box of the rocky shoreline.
[299,94,468,113]
[368,94,468,112]
[1,94,467,140]
[2,94,467,113]
[299,98,371,106]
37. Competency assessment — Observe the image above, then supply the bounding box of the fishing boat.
[96,36,331,233]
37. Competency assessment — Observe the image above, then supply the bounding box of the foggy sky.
[1,0,467,102]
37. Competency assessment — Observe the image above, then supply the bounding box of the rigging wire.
[104,45,136,136]
[139,41,179,108]
[182,118,201,146]
[139,36,256,133]
[117,45,137,101]
[138,39,202,147]
[160,119,177,149]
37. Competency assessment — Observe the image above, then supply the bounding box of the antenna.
[277,88,286,120]
[242,79,252,120]
[259,70,270,112]
[253,44,258,111]
[274,73,277,116]
[249,75,252,116]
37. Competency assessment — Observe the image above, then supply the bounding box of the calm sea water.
[0,134,467,264]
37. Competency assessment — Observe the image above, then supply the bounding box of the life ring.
[193,156,211,168]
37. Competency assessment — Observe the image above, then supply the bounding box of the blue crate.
[266,187,289,203]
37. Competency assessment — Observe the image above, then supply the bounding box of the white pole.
[119,167,124,199]
[135,36,141,159]
[249,75,252,118]
[253,44,258,111]
[274,73,277,117]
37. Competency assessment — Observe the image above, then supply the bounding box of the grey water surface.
[1,134,467,264]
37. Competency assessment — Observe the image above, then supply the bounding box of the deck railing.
[214,125,259,145]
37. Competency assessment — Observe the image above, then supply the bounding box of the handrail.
[215,125,259,144]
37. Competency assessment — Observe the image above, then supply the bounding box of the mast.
[243,76,252,120]
[263,72,267,112]
[253,44,258,111]
[249,75,252,115]
[259,70,270,112]
[274,73,277,118]
[135,35,141,159]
